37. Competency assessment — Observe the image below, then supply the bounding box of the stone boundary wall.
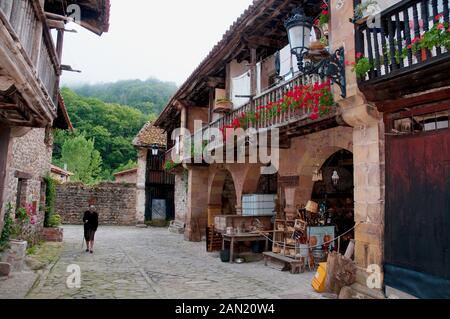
[55,182,137,226]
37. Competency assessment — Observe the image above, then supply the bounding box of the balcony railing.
[355,0,450,83]
[164,73,338,165]
[0,0,59,108]
[208,73,325,134]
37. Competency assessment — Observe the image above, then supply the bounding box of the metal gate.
[385,109,450,298]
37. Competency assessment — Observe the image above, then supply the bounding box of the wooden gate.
[385,108,450,298]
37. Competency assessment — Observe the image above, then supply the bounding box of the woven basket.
[286,238,296,246]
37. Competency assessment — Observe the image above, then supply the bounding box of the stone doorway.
[209,169,237,216]
[311,149,354,254]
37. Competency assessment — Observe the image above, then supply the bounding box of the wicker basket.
[287,226,295,232]
[289,249,297,257]
[272,244,281,253]
[286,238,296,246]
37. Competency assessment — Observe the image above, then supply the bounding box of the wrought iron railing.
[355,0,450,82]
[0,0,59,108]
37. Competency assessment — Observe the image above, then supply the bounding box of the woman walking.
[83,205,98,254]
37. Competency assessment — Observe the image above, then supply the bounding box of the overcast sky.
[60,0,254,87]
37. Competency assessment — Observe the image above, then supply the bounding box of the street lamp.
[284,7,347,98]
[332,170,340,186]
[151,146,159,156]
[284,7,313,57]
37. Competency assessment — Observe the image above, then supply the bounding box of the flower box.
[213,100,233,113]
[42,227,64,242]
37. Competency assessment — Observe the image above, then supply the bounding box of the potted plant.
[352,0,379,25]
[213,98,233,113]
[317,2,330,35]
[351,52,372,80]
[2,204,31,272]
[42,175,64,242]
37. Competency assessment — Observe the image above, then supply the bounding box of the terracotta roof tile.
[133,121,167,148]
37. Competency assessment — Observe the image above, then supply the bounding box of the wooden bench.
[263,252,305,274]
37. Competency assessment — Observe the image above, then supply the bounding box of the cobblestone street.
[27,226,324,299]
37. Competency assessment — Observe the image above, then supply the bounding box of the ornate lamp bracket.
[297,47,347,98]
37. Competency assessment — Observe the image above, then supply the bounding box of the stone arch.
[295,145,353,207]
[242,165,263,195]
[278,127,353,209]
[208,167,237,215]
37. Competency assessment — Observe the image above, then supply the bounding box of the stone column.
[185,166,209,241]
[284,187,297,220]
[341,94,385,298]
[135,148,147,225]
[331,0,386,298]
[0,127,11,232]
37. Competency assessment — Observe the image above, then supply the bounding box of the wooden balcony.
[162,73,343,165]
[204,73,341,148]
[356,0,450,104]
[0,0,60,127]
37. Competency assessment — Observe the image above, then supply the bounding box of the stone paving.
[27,226,326,299]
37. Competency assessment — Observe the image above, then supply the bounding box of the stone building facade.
[133,122,174,224]
[55,182,137,226]
[174,172,188,224]
[152,0,440,298]
[0,128,53,238]
[0,0,110,241]
[113,168,138,184]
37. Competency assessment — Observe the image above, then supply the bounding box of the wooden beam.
[0,102,17,110]
[14,170,33,179]
[377,86,450,113]
[206,77,225,88]
[47,19,65,29]
[243,35,286,49]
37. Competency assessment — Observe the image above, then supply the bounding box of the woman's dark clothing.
[83,211,98,241]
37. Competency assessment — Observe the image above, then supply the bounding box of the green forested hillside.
[71,78,177,114]
[53,87,153,183]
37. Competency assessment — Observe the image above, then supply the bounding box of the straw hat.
[305,200,318,214]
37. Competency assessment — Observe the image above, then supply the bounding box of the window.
[16,178,27,212]
[393,109,450,134]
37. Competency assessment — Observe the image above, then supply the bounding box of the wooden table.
[222,233,269,263]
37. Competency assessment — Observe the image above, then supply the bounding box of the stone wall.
[174,172,188,224]
[114,170,137,184]
[55,182,137,226]
[1,128,52,238]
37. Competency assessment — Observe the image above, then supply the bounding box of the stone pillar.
[185,166,209,241]
[341,94,385,298]
[174,172,188,224]
[284,187,297,220]
[135,148,147,224]
[0,127,11,232]
[330,0,386,298]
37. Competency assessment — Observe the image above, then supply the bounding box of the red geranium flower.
[435,13,443,21]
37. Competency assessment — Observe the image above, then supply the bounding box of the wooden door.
[385,120,450,297]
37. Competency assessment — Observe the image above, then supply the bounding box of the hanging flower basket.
[213,99,233,113]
